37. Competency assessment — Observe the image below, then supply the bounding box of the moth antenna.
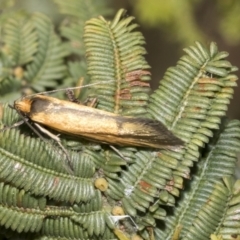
[16,80,116,101]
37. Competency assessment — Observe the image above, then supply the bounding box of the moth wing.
[80,117,184,149]
[117,117,184,148]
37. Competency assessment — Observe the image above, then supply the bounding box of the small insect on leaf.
[13,95,184,149]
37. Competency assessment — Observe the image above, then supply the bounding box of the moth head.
[14,97,32,115]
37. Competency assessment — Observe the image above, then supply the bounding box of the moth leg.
[110,145,128,161]
[65,88,98,107]
[34,123,73,173]
[0,119,26,132]
[84,97,97,107]
[65,89,81,104]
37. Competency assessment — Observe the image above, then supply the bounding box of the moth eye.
[13,99,31,114]
[13,101,20,110]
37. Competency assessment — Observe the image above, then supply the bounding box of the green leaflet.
[0,225,35,240]
[39,228,117,240]
[0,12,69,100]
[105,150,177,229]
[156,119,240,240]
[54,0,112,55]
[0,105,96,178]
[53,0,112,19]
[0,106,96,203]
[0,188,116,239]
[0,204,44,233]
[0,182,46,210]
[120,151,175,213]
[0,15,28,101]
[1,102,20,126]
[72,190,103,213]
[41,217,90,239]
[24,13,68,92]
[0,143,95,203]
[184,177,238,240]
[148,41,238,179]
[71,211,113,236]
[85,148,127,178]
[84,9,151,116]
[212,178,240,239]
[41,215,117,239]
[2,13,38,66]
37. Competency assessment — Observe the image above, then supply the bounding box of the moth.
[13,94,184,149]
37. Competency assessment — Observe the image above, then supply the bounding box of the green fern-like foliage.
[51,0,113,94]
[53,0,112,55]
[0,12,68,102]
[84,8,151,116]
[155,119,240,240]
[0,3,240,240]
